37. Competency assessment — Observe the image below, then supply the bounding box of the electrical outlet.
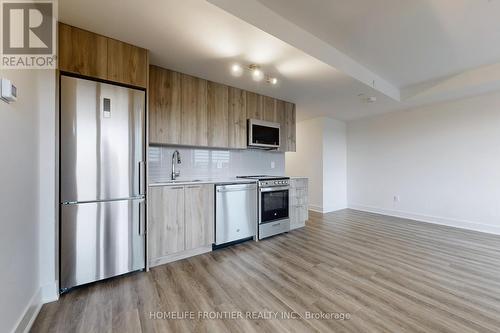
[393,195,400,202]
[271,161,275,169]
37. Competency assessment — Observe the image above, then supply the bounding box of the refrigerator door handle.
[139,161,146,196]
[138,198,145,235]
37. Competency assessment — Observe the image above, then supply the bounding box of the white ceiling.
[256,0,500,88]
[59,0,500,121]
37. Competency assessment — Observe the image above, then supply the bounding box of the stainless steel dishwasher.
[215,183,258,246]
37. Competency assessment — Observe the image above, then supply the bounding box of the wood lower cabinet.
[148,186,185,260]
[290,178,308,230]
[58,23,108,80]
[184,185,214,250]
[58,22,148,88]
[148,184,214,267]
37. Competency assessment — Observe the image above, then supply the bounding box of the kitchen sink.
[162,179,203,183]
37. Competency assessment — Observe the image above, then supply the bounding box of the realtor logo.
[1,0,56,69]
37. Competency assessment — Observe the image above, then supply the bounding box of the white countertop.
[149,178,258,187]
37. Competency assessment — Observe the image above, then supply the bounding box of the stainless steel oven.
[259,182,290,239]
[237,176,290,239]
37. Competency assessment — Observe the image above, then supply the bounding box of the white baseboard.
[41,281,59,303]
[309,204,347,214]
[348,203,500,235]
[12,288,43,333]
[308,204,324,213]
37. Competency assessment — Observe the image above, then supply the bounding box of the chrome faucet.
[171,150,181,180]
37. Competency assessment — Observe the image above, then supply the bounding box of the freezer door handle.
[139,161,146,196]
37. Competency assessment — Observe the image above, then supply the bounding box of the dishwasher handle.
[216,184,257,193]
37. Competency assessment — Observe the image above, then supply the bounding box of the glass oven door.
[260,188,289,224]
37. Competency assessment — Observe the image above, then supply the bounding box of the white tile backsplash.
[149,146,285,183]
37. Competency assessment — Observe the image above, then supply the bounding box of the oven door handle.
[260,186,289,192]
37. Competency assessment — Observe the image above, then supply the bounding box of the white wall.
[323,118,347,212]
[286,116,347,212]
[37,70,58,303]
[0,70,41,333]
[347,91,500,234]
[286,117,324,210]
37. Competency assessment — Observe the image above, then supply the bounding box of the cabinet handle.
[170,186,184,190]
[186,185,201,189]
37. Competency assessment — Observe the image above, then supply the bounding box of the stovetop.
[237,175,290,180]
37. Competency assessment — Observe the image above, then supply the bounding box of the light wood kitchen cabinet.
[208,81,229,147]
[263,96,277,122]
[149,66,182,144]
[289,178,308,230]
[181,74,208,146]
[228,87,247,149]
[58,23,108,80]
[184,184,214,250]
[58,23,148,88]
[148,184,214,267]
[148,186,185,260]
[107,38,148,88]
[147,65,296,151]
[246,91,264,120]
[284,101,297,152]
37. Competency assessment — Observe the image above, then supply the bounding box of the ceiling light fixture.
[230,64,243,77]
[249,64,264,81]
[230,63,278,86]
[267,77,278,85]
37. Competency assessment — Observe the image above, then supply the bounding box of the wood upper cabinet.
[147,64,296,151]
[58,23,148,88]
[263,96,277,122]
[107,38,148,88]
[207,81,229,147]
[181,73,208,146]
[148,186,185,261]
[184,184,214,250]
[58,23,108,80]
[246,91,264,120]
[228,87,247,149]
[149,66,181,144]
[284,101,297,152]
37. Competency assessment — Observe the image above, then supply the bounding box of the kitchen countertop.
[149,178,258,187]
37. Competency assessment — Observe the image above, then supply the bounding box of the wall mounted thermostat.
[1,78,17,103]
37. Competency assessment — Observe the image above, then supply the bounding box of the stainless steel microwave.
[248,119,280,149]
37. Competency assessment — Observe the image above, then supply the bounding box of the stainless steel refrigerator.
[60,75,146,291]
